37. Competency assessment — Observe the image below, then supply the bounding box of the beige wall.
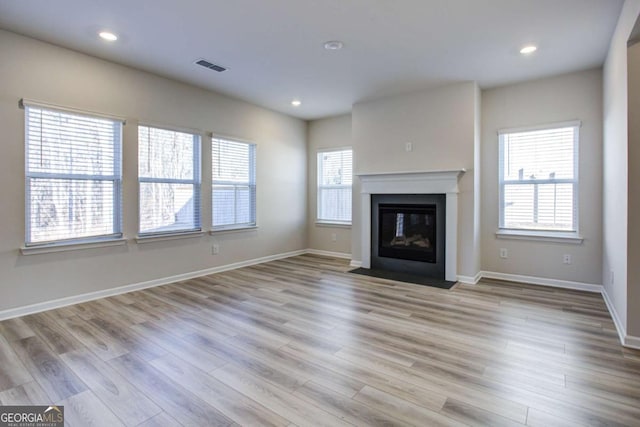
[307,114,352,255]
[627,41,640,336]
[352,82,480,277]
[481,69,603,285]
[603,0,640,335]
[0,30,307,312]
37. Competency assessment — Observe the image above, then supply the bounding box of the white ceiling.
[0,0,624,120]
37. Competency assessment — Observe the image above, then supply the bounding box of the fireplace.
[357,169,465,282]
[371,194,446,279]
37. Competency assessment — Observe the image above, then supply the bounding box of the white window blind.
[212,138,256,229]
[24,104,123,245]
[499,123,579,232]
[317,148,352,223]
[138,126,201,235]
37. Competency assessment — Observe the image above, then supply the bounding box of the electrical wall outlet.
[499,248,508,259]
[331,233,337,242]
[212,244,220,255]
[405,142,413,152]
[563,254,572,265]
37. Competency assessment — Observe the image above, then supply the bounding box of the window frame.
[498,120,580,239]
[211,136,257,231]
[22,100,124,248]
[137,124,202,238]
[316,147,353,226]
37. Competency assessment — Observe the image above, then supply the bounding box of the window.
[317,148,352,224]
[24,103,123,246]
[212,138,256,230]
[499,122,579,233]
[138,125,201,236]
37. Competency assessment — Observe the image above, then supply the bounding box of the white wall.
[307,114,352,255]
[602,0,640,336]
[0,30,307,312]
[351,82,480,277]
[481,69,603,285]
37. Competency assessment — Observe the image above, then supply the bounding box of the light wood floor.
[1,254,640,426]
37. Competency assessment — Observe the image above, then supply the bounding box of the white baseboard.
[0,249,307,321]
[624,335,640,349]
[305,249,352,259]
[457,272,482,285]
[480,271,603,293]
[350,260,362,268]
[601,287,640,350]
[601,287,626,346]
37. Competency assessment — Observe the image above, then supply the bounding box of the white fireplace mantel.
[357,169,466,282]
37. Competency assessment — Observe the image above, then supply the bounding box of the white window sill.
[315,221,352,229]
[496,229,584,244]
[21,238,127,255]
[210,225,258,235]
[136,231,205,244]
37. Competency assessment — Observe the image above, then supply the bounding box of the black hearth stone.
[349,268,456,289]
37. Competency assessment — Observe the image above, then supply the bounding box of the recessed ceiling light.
[99,31,118,42]
[291,99,302,107]
[520,45,537,55]
[323,40,344,50]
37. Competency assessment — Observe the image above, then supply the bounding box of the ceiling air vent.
[194,58,227,72]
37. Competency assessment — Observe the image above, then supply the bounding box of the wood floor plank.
[108,353,232,427]
[0,381,49,405]
[87,317,167,361]
[124,292,185,318]
[130,321,227,372]
[109,293,138,305]
[181,332,308,391]
[150,353,290,427]
[10,335,86,402]
[440,398,525,427]
[165,311,238,340]
[192,300,295,346]
[294,380,407,426]
[53,315,128,361]
[228,333,365,398]
[0,333,33,391]
[58,390,125,427]
[353,385,466,427]
[60,350,162,426]
[211,364,352,427]
[0,317,35,342]
[525,407,587,427]
[144,287,205,312]
[483,365,566,390]
[136,412,182,427]
[73,299,142,326]
[96,297,151,324]
[22,312,83,354]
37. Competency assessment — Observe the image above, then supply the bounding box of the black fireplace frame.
[371,194,446,279]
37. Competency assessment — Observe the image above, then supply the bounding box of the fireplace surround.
[358,169,465,282]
